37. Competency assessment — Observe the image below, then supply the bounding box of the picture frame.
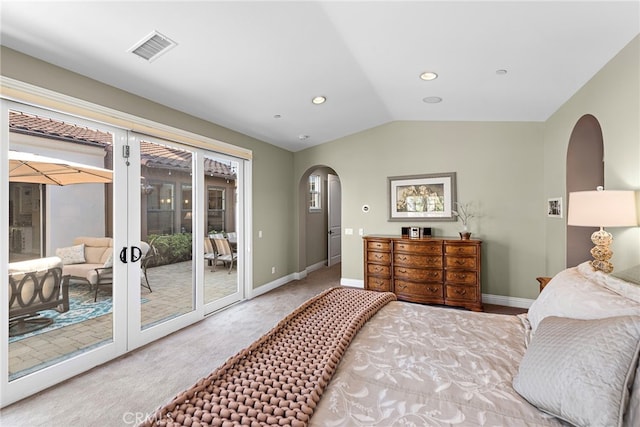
[547,197,563,218]
[388,172,457,221]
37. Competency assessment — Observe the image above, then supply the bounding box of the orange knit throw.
[142,287,396,427]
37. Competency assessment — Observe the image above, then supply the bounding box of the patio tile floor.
[8,260,237,379]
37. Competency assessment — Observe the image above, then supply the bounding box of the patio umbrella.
[8,150,112,186]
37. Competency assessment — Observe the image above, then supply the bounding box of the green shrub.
[146,233,193,267]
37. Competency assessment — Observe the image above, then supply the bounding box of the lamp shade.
[568,190,638,227]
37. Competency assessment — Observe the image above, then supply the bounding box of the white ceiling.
[1,1,639,152]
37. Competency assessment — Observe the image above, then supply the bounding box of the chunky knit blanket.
[142,287,396,427]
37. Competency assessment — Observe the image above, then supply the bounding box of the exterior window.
[309,174,321,212]
[207,186,225,233]
[147,182,175,235]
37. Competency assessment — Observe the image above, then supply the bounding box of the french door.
[1,100,246,406]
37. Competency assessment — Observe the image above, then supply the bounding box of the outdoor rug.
[9,293,114,343]
[9,285,149,343]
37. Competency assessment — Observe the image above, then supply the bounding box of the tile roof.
[9,111,113,145]
[9,111,236,179]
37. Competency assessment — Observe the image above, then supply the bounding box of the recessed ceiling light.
[496,69,508,75]
[419,71,438,81]
[298,134,310,140]
[422,96,442,104]
[311,96,326,105]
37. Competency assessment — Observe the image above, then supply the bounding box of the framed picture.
[388,172,457,221]
[547,197,563,218]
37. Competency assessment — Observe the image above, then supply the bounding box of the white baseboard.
[341,278,364,288]
[306,260,327,273]
[248,273,298,299]
[482,294,534,309]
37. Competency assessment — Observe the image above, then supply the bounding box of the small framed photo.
[547,197,562,218]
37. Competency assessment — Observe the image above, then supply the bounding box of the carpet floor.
[0,264,524,426]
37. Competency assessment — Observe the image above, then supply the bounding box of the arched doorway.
[566,114,604,267]
[297,166,341,274]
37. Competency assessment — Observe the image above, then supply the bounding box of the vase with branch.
[452,201,475,239]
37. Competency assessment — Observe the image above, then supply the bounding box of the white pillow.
[514,315,640,427]
[55,243,86,265]
[527,265,640,333]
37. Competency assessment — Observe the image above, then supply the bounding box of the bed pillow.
[513,315,640,427]
[527,265,640,333]
[55,243,86,265]
[575,262,640,304]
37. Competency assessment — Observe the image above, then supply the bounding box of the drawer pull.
[427,287,439,293]
[455,259,466,265]
[399,256,407,261]
[374,267,383,272]
[398,269,407,274]
[375,254,384,259]
[455,273,467,279]
[454,288,467,295]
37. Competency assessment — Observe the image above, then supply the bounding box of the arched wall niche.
[566,114,604,267]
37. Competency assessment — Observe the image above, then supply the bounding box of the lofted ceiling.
[1,1,639,152]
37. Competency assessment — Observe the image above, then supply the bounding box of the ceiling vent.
[128,31,177,62]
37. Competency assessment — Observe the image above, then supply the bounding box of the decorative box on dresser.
[363,235,483,311]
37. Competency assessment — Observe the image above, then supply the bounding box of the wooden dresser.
[364,235,482,311]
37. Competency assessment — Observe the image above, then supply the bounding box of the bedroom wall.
[294,121,546,300]
[543,35,640,276]
[0,46,295,291]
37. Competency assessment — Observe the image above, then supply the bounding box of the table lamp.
[567,187,638,273]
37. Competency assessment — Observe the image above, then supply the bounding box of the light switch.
[345,228,353,235]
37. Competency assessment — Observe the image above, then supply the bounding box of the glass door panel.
[203,154,241,308]
[139,138,195,330]
[6,106,118,383]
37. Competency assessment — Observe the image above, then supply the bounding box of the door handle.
[130,246,142,262]
[120,246,142,263]
[119,247,128,264]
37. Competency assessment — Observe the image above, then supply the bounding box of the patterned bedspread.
[310,302,565,426]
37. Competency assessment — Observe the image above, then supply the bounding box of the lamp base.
[589,228,614,273]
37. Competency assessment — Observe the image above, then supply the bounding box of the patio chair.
[211,234,237,274]
[8,256,70,336]
[91,241,152,301]
[204,237,219,271]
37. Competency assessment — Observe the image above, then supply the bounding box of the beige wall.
[294,121,545,299]
[0,46,294,290]
[543,35,640,275]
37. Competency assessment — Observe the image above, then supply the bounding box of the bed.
[143,262,640,427]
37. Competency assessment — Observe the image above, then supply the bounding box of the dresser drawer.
[445,270,477,285]
[395,241,442,255]
[367,277,391,292]
[445,244,477,256]
[368,251,391,263]
[445,284,478,302]
[394,253,442,268]
[368,263,391,277]
[395,266,443,282]
[367,240,390,251]
[395,280,443,298]
[445,256,477,270]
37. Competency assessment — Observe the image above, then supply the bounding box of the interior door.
[327,174,341,266]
